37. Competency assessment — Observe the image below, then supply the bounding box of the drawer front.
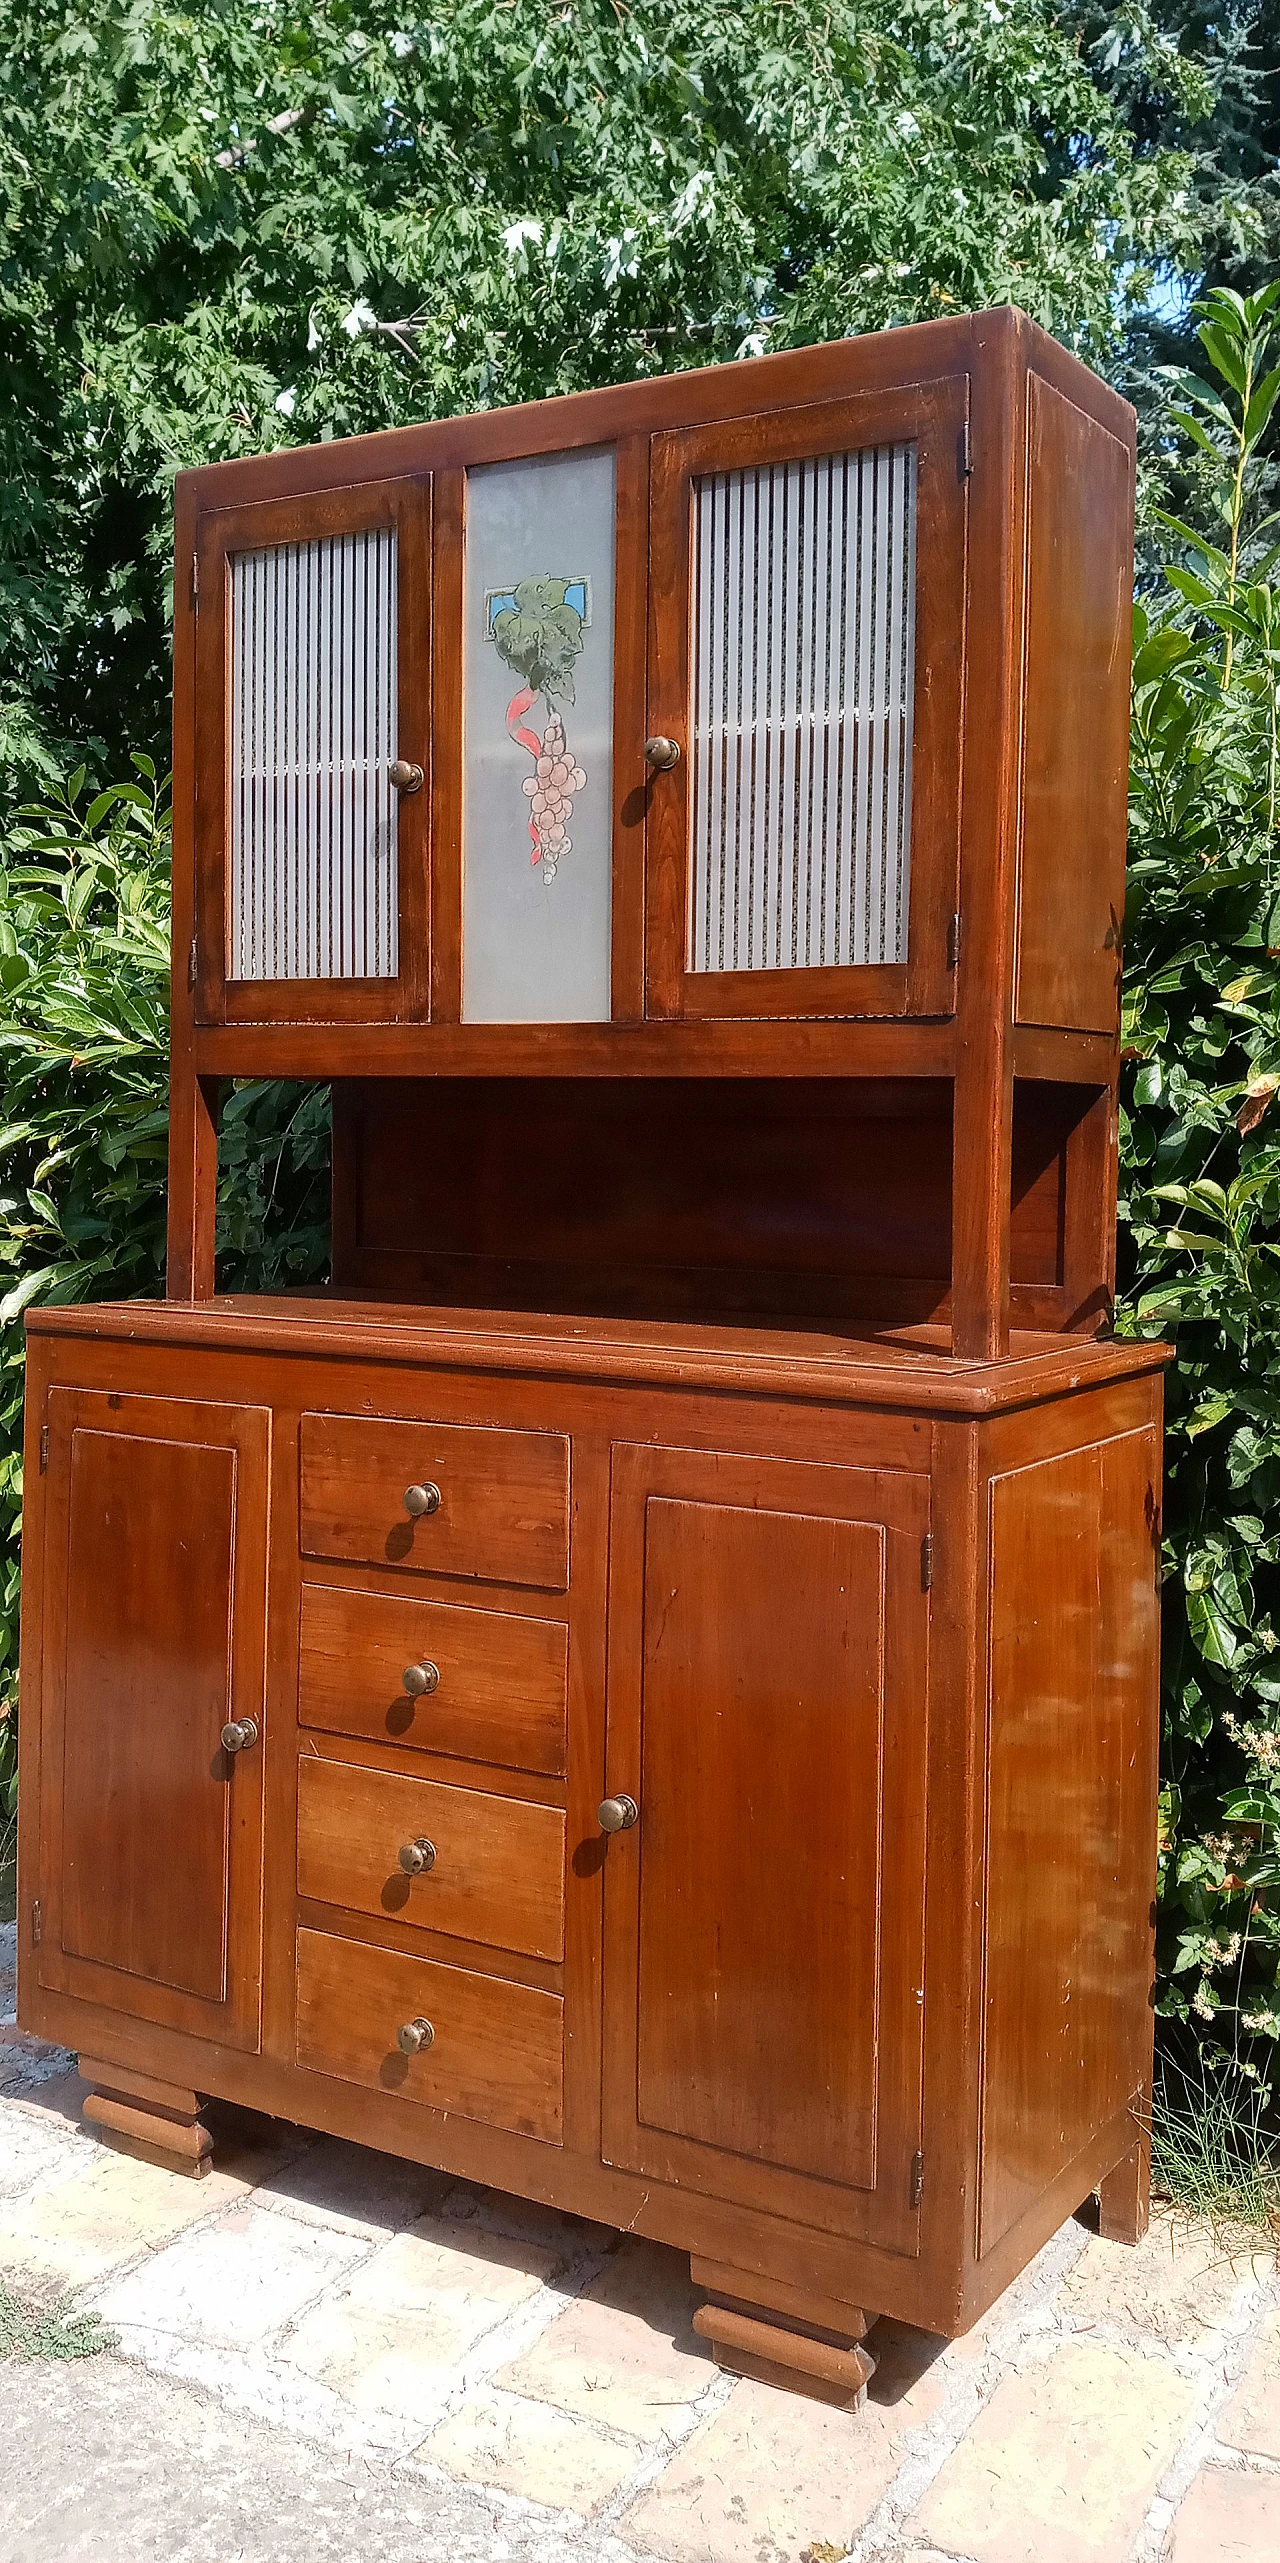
[299,1582,567,1778]
[296,1926,563,2143]
[299,1413,569,1591]
[297,1755,566,1961]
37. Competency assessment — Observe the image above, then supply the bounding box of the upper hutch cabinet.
[178,310,1131,1047]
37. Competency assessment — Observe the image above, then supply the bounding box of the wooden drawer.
[296,1926,562,2143]
[298,1582,567,1778]
[297,1755,566,1961]
[299,1412,569,1591]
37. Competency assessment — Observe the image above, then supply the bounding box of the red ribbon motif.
[506,685,545,864]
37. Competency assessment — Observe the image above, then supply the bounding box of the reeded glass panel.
[462,449,615,1024]
[690,444,916,975]
[229,529,398,981]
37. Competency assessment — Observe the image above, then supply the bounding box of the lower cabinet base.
[690,2257,876,2410]
[55,2020,1153,2412]
[79,2056,213,2180]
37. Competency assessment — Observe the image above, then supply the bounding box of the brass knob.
[221,1717,259,1755]
[643,736,681,771]
[598,1793,639,1834]
[397,1836,436,1876]
[388,758,424,794]
[403,1482,441,1519]
[402,1661,440,1698]
[396,2016,434,2054]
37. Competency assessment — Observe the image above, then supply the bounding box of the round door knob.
[397,1836,436,1876]
[388,758,424,794]
[396,2016,434,2055]
[221,1717,259,1755]
[598,1793,639,1834]
[402,1661,440,1698]
[643,736,681,771]
[403,1482,441,1519]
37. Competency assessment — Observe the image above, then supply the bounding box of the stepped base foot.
[79,2055,212,2179]
[690,2257,876,2410]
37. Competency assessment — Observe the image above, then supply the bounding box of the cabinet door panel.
[603,1445,928,2251]
[636,1499,883,2186]
[36,1389,270,2050]
[646,378,968,1022]
[193,474,432,1026]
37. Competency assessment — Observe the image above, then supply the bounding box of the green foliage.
[0,774,330,1888]
[0,0,1202,785]
[0,2275,116,2362]
[1122,282,1280,2067]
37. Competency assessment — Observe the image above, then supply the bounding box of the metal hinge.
[958,421,972,481]
[191,549,199,612]
[188,934,198,992]
[947,913,962,970]
[921,1532,934,1592]
[910,2149,924,2209]
[39,1423,48,1473]
[31,1901,41,1948]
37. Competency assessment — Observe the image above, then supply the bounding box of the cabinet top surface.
[27,1294,1170,1415]
[178,304,1131,508]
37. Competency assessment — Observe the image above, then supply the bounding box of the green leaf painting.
[491,580,586,710]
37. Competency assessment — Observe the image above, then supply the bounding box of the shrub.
[1122,282,1280,2076]
[0,767,328,1898]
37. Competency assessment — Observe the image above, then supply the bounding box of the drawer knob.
[396,2016,434,2055]
[388,758,425,794]
[220,1717,259,1755]
[643,736,681,771]
[403,1482,441,1519]
[598,1793,639,1834]
[402,1661,440,1698]
[397,1836,437,1876]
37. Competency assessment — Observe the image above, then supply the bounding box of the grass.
[1152,2036,1280,2237]
[0,2276,116,2363]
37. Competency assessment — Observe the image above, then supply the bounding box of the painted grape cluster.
[521,710,587,882]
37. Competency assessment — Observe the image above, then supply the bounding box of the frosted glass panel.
[229,529,398,981]
[690,444,916,974]
[463,450,615,1023]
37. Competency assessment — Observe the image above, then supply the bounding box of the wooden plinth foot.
[78,2055,213,2180]
[691,2259,875,2411]
[1097,2120,1151,2246]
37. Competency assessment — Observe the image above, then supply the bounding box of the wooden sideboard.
[17,309,1160,2409]
[19,1297,1164,2405]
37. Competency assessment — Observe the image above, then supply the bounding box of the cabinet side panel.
[979,1429,1159,2256]
[1015,375,1132,1033]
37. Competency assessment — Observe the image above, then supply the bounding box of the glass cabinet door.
[645,378,968,1020]
[192,476,431,1025]
[461,448,616,1025]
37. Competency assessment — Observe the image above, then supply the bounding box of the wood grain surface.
[298,1579,568,1775]
[297,1754,566,1961]
[298,1409,570,1590]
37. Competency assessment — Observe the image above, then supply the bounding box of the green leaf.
[1187,1589,1240,1666]
[1198,322,1248,397]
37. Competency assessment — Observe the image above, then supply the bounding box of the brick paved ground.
[4,1920,1279,2563]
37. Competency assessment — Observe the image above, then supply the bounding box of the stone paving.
[4,1919,1280,2561]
